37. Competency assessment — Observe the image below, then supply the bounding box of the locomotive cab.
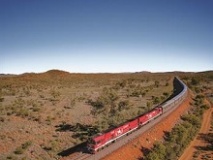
[87,135,105,153]
[87,138,96,153]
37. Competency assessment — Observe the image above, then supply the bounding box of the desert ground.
[0,70,212,160]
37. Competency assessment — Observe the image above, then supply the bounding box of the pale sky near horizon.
[0,0,212,74]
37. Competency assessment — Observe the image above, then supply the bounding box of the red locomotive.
[87,107,163,153]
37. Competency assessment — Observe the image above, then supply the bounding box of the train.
[87,77,187,153]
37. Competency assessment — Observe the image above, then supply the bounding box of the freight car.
[87,77,187,153]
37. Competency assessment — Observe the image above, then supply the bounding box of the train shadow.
[55,123,99,157]
[160,77,183,104]
[58,142,90,157]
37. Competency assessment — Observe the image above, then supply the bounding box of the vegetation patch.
[144,75,211,160]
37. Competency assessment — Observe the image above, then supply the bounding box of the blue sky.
[0,0,212,74]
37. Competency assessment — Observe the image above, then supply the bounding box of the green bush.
[144,142,166,160]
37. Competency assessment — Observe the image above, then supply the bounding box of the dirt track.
[179,100,213,160]
[102,93,192,160]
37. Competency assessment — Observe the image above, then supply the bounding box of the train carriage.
[138,107,163,125]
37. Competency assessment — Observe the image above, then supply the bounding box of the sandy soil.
[102,92,192,160]
[179,100,213,160]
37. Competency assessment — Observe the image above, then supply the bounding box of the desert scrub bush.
[31,106,41,112]
[6,155,18,160]
[144,142,166,160]
[50,89,61,100]
[22,87,31,96]
[16,108,30,118]
[130,89,144,97]
[194,94,204,106]
[181,114,201,127]
[118,100,130,111]
[87,98,105,109]
[0,104,5,115]
[48,140,59,152]
[39,94,45,99]
[154,80,160,87]
[0,96,4,102]
[21,141,32,150]
[14,98,25,108]
[0,134,6,140]
[14,141,32,154]
[87,87,118,110]
[152,96,160,104]
[114,80,127,90]
[191,77,200,86]
[0,116,5,122]
[146,101,152,111]
[163,92,169,97]
[102,87,118,102]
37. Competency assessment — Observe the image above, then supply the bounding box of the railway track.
[61,77,188,160]
[70,153,91,160]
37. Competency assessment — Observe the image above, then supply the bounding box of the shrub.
[153,97,160,104]
[146,101,152,110]
[14,147,24,154]
[155,80,160,87]
[6,155,18,160]
[16,108,30,118]
[144,142,166,160]
[88,98,105,109]
[22,141,32,150]
[32,106,40,112]
[200,104,209,110]
[191,77,199,85]
[163,92,169,97]
[0,116,5,122]
[181,114,201,127]
[118,100,129,111]
[50,90,61,100]
[0,97,4,102]
[14,141,32,154]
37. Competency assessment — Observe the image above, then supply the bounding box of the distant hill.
[0,74,17,77]
[17,69,72,80]
[42,69,71,76]
[134,71,151,74]
[197,70,213,74]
